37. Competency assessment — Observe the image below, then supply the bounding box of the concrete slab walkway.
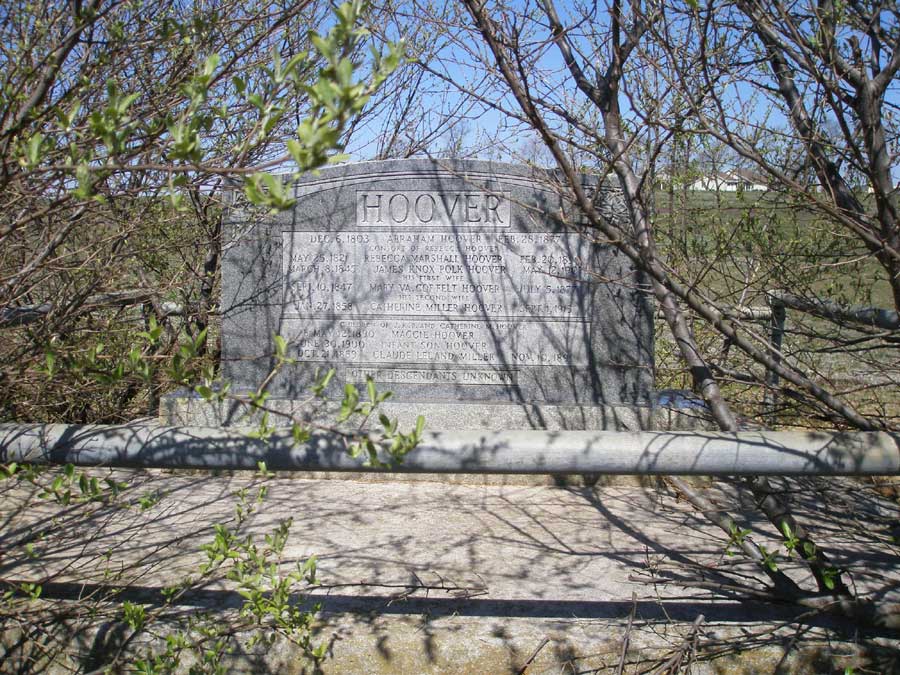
[1,471,899,673]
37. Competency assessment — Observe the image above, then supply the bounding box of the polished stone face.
[221,159,653,419]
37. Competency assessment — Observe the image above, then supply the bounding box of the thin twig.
[650,614,705,675]
[517,637,550,675]
[615,591,637,675]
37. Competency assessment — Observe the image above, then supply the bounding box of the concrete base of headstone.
[160,394,656,431]
[160,391,712,433]
[158,393,712,486]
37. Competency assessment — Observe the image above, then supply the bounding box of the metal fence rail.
[1,424,898,475]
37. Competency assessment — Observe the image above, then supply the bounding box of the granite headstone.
[213,159,653,429]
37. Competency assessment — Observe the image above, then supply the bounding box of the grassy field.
[652,189,898,428]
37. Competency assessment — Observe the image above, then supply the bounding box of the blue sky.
[344,1,898,183]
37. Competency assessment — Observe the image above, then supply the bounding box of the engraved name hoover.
[357,190,510,227]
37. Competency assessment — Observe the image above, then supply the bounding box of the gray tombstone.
[176,159,654,430]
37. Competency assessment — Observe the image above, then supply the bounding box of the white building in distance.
[687,169,768,192]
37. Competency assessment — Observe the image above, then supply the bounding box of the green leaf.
[291,423,310,445]
[273,334,288,359]
[56,102,81,131]
[286,138,307,166]
[247,93,265,110]
[337,383,360,422]
[336,58,354,87]
[122,601,146,630]
[243,173,296,211]
[44,350,56,377]
[118,92,140,115]
[283,52,308,79]
[73,163,93,199]
[311,368,335,397]
[309,34,333,62]
[22,132,44,168]
[203,53,220,78]
[327,152,351,165]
